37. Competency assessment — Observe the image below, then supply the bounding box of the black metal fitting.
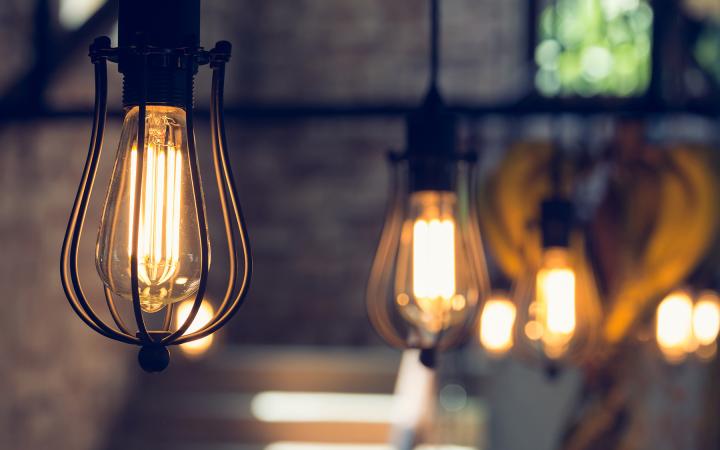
[118,0,201,108]
[403,87,467,192]
[541,197,574,248]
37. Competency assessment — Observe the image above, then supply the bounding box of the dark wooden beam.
[0,0,118,113]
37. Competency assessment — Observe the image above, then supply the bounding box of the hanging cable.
[429,0,440,90]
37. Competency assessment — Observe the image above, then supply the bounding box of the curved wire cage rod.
[60,37,140,346]
[161,53,212,344]
[129,51,153,344]
[366,155,408,350]
[171,42,253,346]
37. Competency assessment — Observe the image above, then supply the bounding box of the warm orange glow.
[97,106,202,315]
[129,145,183,292]
[397,191,464,333]
[413,219,456,300]
[176,300,215,357]
[693,291,720,346]
[480,295,516,356]
[656,290,694,363]
[534,248,576,359]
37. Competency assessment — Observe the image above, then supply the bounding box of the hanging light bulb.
[60,0,251,373]
[514,197,602,366]
[366,0,489,368]
[366,97,488,367]
[479,292,516,357]
[693,290,720,360]
[655,289,720,363]
[656,289,695,364]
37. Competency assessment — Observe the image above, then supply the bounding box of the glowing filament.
[128,144,182,310]
[533,249,576,358]
[412,218,456,300]
[411,217,457,333]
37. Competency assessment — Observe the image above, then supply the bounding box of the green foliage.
[694,25,720,86]
[535,0,653,97]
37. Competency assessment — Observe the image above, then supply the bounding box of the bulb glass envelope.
[367,155,489,351]
[513,233,602,366]
[60,37,251,371]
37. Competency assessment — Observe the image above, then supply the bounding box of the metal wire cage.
[60,35,251,373]
[366,149,489,366]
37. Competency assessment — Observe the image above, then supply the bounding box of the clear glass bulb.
[96,105,206,314]
[514,243,601,364]
[367,160,488,350]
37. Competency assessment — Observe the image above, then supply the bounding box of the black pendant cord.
[542,143,573,250]
[429,0,440,92]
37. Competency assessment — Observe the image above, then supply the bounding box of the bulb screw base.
[122,68,193,108]
[117,0,200,108]
[405,87,458,192]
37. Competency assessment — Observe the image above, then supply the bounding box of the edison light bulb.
[529,248,577,358]
[479,293,516,357]
[693,291,720,347]
[176,299,215,357]
[96,106,206,313]
[656,290,695,364]
[693,291,720,360]
[514,199,601,365]
[367,166,488,351]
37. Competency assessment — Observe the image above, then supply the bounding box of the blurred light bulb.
[176,299,215,357]
[656,290,695,364]
[400,192,460,334]
[367,168,488,351]
[96,106,206,314]
[394,192,477,341]
[693,291,720,347]
[479,294,516,357]
[514,242,601,365]
[534,248,576,358]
